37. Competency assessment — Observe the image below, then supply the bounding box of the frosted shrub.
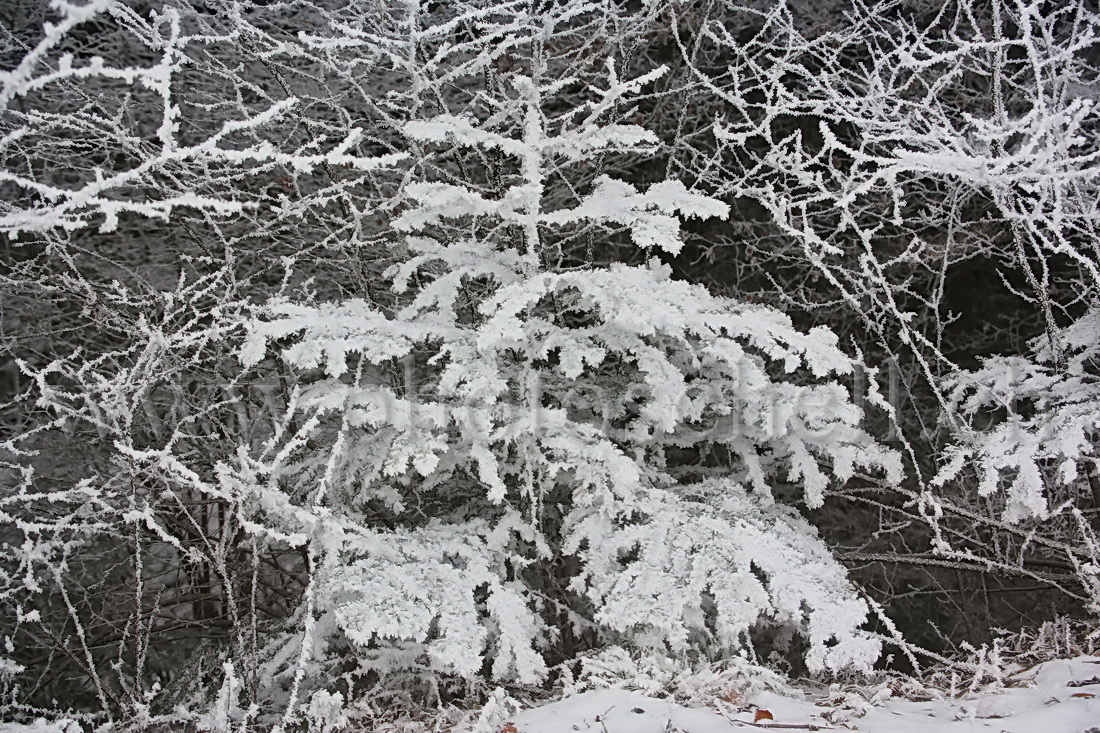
[232,62,902,717]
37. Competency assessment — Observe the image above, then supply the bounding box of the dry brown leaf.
[721,688,744,704]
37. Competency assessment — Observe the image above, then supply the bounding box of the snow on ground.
[509,656,1100,733]
[2,657,1097,732]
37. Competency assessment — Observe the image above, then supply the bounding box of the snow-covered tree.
[223,59,902,722]
[934,308,1100,611]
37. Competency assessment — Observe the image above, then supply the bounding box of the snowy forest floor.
[2,656,1098,732]
[501,656,1100,733]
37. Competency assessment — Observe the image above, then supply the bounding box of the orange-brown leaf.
[754,708,774,723]
[721,688,744,704]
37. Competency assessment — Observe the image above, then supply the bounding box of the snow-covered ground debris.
[503,656,1100,733]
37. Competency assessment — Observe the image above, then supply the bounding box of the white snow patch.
[0,721,80,733]
[501,656,1100,732]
